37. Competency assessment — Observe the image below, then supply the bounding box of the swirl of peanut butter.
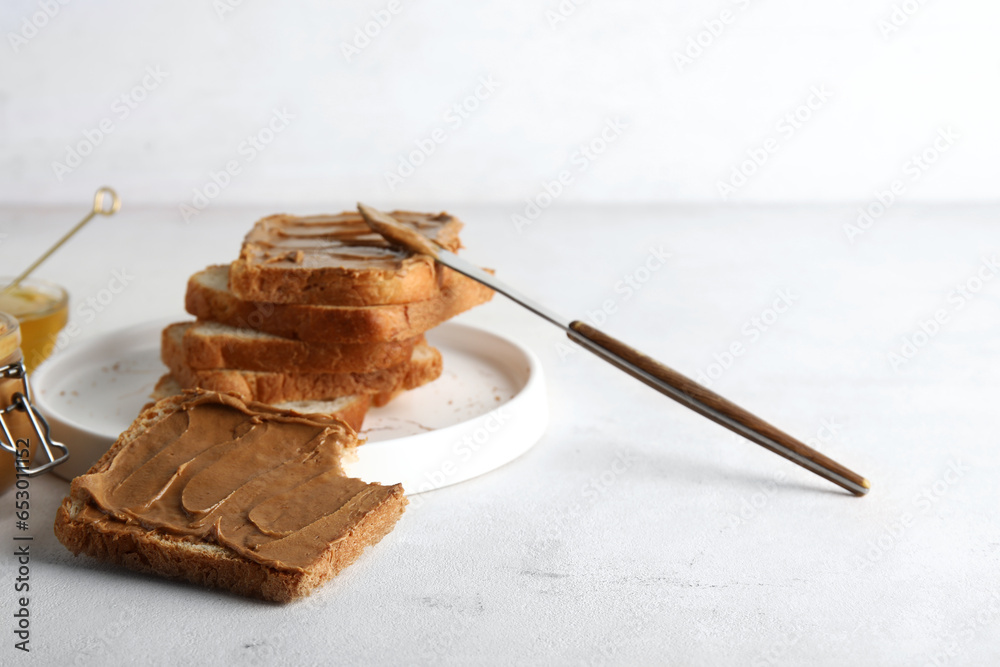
[242,211,462,271]
[71,392,398,572]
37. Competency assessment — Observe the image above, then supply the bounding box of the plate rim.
[32,316,180,442]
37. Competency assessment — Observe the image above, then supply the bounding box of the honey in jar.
[0,278,68,372]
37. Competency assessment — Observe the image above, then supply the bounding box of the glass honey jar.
[0,312,68,493]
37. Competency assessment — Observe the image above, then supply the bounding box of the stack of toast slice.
[54,209,493,601]
[157,211,494,428]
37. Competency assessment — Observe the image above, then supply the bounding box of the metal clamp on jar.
[0,312,69,493]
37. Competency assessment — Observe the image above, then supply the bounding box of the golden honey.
[0,279,68,372]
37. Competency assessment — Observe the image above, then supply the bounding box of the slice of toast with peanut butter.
[54,390,407,602]
[228,211,463,306]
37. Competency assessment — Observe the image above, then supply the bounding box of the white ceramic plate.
[32,319,548,491]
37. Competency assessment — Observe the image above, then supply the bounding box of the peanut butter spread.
[71,392,399,572]
[357,204,442,259]
[242,211,462,271]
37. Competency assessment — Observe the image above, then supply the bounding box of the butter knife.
[358,203,870,497]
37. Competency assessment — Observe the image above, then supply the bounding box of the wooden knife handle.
[567,320,869,496]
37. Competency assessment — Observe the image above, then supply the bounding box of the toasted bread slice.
[53,390,407,602]
[166,321,422,374]
[151,374,371,431]
[228,211,463,306]
[186,264,493,344]
[163,328,443,404]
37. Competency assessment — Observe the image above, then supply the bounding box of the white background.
[2,0,999,207]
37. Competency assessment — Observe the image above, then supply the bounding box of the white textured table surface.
[1,204,997,666]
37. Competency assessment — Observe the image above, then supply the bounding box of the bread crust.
[185,265,493,344]
[168,321,422,373]
[53,490,406,603]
